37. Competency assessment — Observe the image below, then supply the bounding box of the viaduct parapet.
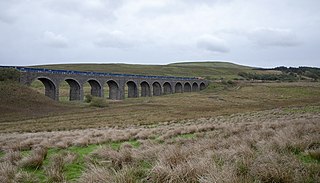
[1,66,209,101]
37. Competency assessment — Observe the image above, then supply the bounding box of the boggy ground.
[0,106,319,182]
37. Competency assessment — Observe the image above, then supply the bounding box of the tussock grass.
[1,150,22,165]
[0,161,17,182]
[18,147,47,169]
[1,93,320,182]
[45,154,66,183]
[90,146,133,170]
[14,171,40,183]
[249,151,307,182]
[308,150,320,161]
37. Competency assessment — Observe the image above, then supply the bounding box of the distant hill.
[32,61,255,80]
[169,61,252,69]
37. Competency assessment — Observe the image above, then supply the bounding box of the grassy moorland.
[1,82,320,133]
[0,105,319,182]
[0,62,320,182]
[32,61,259,80]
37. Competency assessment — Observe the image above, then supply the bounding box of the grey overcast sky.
[0,0,319,67]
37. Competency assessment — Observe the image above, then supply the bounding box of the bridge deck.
[0,66,197,80]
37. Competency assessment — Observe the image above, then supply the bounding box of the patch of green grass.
[20,150,32,157]
[297,153,320,164]
[63,140,141,181]
[176,133,196,139]
[272,86,319,98]
[283,106,320,114]
[128,140,141,148]
[109,140,141,150]
[68,144,100,159]
[0,151,4,158]
[65,162,84,181]
[23,167,47,182]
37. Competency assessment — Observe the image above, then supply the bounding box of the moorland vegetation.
[0,62,319,182]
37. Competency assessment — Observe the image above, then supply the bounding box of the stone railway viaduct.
[2,66,209,101]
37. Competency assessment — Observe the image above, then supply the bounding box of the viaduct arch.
[3,66,209,101]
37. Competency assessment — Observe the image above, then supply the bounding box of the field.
[0,62,320,182]
[32,61,257,80]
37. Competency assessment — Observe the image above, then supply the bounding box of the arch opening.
[153,82,162,96]
[64,79,81,101]
[126,81,138,98]
[163,82,172,95]
[107,80,119,100]
[175,82,183,93]
[200,82,206,90]
[140,81,151,97]
[192,82,199,92]
[184,83,191,92]
[31,77,57,100]
[88,80,102,97]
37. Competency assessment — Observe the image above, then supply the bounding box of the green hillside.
[32,61,255,80]
[0,81,70,123]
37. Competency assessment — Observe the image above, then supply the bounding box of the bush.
[227,80,235,85]
[221,80,236,86]
[85,94,93,103]
[90,97,108,108]
[0,68,20,82]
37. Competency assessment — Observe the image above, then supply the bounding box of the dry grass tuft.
[1,150,22,165]
[15,171,40,183]
[45,154,65,183]
[63,151,78,164]
[72,137,90,147]
[18,146,47,169]
[149,145,205,183]
[249,151,306,183]
[91,147,133,169]
[112,165,140,183]
[78,165,113,183]
[0,161,17,182]
[198,163,238,183]
[308,149,320,161]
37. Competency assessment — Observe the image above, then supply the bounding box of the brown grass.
[79,108,320,182]
[1,150,21,165]
[45,154,65,183]
[0,161,17,182]
[0,106,316,182]
[91,146,133,170]
[18,146,47,169]
[249,151,306,183]
[1,82,320,133]
[1,81,320,182]
[15,171,40,183]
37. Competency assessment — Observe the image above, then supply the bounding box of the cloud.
[0,1,20,24]
[44,0,123,22]
[94,30,134,49]
[249,27,301,48]
[197,35,229,53]
[43,31,69,48]
[0,0,319,67]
